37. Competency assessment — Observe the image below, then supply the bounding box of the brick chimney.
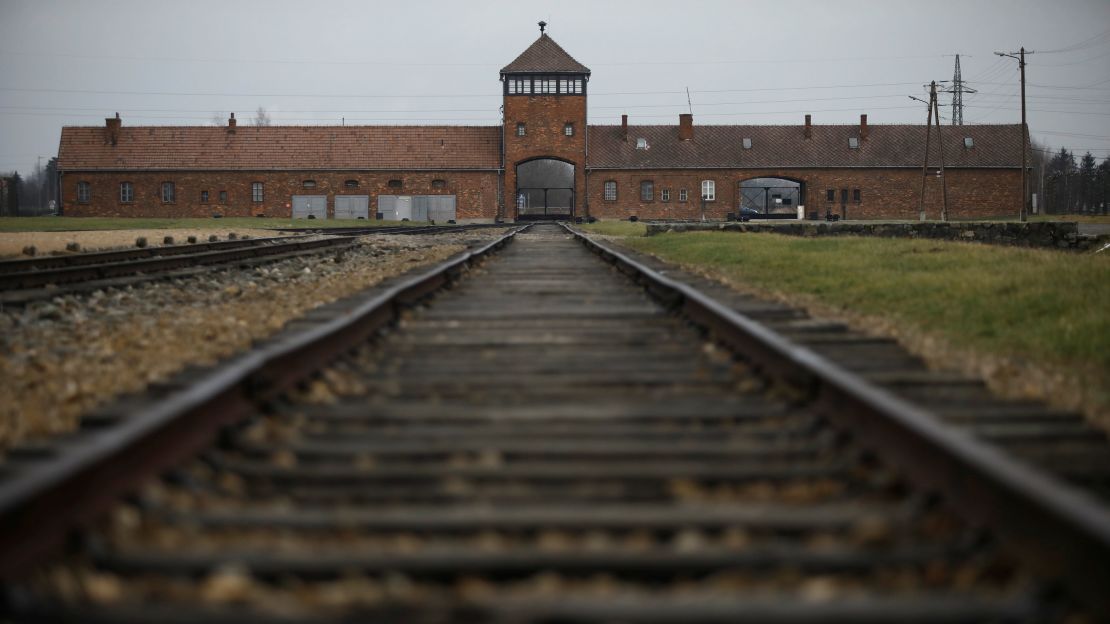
[678,113,693,141]
[105,112,121,146]
[228,112,237,133]
[621,114,628,141]
[804,114,812,139]
[860,114,868,140]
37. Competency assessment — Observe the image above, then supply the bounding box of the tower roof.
[501,33,590,75]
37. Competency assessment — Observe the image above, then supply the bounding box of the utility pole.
[996,47,1034,222]
[912,82,950,221]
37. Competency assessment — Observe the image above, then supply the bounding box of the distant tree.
[1045,147,1077,214]
[253,106,272,127]
[1078,151,1098,213]
[1097,157,1110,215]
[211,112,225,126]
[9,172,21,216]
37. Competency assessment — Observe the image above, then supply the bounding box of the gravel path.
[0,228,292,258]
[0,230,509,449]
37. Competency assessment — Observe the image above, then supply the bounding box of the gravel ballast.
[0,230,507,449]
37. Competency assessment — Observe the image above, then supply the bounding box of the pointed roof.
[501,34,590,75]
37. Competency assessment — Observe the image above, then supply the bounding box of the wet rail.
[0,223,1107,622]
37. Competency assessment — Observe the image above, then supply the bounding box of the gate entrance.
[739,178,804,219]
[516,159,574,220]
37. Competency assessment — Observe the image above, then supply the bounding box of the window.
[679,188,688,202]
[516,122,526,136]
[559,79,569,93]
[853,189,861,203]
[964,137,974,149]
[701,180,715,201]
[841,189,849,204]
[302,180,316,189]
[826,189,835,202]
[571,79,583,94]
[120,182,133,203]
[742,138,753,149]
[344,179,359,188]
[252,182,264,202]
[661,188,671,202]
[388,179,402,189]
[564,122,574,136]
[76,181,90,203]
[636,137,648,150]
[848,137,860,149]
[432,179,447,189]
[538,78,555,94]
[508,78,526,94]
[640,180,654,201]
[603,181,617,201]
[219,190,228,203]
[200,190,209,203]
[161,182,175,203]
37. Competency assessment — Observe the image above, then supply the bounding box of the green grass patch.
[0,217,415,232]
[621,231,1109,394]
[579,221,647,237]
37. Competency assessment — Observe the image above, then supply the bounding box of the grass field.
[0,217,418,232]
[583,222,1109,416]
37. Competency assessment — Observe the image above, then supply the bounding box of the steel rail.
[0,236,355,290]
[0,235,311,275]
[0,225,528,579]
[564,223,1110,615]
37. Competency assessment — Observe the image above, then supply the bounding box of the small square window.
[679,189,688,202]
[964,137,974,148]
[388,179,403,189]
[344,179,359,188]
[219,190,228,203]
[636,137,648,150]
[848,137,860,149]
[432,179,446,189]
[742,138,752,149]
[302,180,316,189]
[200,190,209,203]
[603,181,617,201]
[661,189,671,202]
[826,189,835,202]
[564,123,574,136]
[516,122,526,137]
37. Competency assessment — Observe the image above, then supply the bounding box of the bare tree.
[211,112,225,126]
[254,107,272,127]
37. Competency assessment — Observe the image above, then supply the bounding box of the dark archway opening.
[739,177,805,219]
[516,158,574,220]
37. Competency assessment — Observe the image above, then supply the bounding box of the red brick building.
[57,29,1029,222]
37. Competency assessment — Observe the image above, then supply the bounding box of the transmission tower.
[946,54,977,125]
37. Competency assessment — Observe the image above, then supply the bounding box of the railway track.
[0,235,356,306]
[270,223,510,237]
[1,223,1108,622]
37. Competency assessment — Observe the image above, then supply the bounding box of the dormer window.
[636,137,648,150]
[848,137,860,149]
[964,137,974,148]
[742,138,753,149]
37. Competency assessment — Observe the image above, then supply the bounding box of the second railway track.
[1,223,1108,622]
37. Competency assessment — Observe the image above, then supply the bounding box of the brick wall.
[59,170,502,220]
[503,94,587,218]
[584,167,1022,221]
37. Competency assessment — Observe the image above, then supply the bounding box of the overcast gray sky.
[2,0,1109,176]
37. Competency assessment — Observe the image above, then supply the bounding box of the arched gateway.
[515,158,574,219]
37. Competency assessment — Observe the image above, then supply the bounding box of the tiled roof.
[58,125,502,171]
[586,124,1028,169]
[500,34,590,75]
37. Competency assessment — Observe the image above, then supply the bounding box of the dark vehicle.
[738,206,762,221]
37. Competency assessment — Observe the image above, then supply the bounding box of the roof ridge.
[501,33,590,74]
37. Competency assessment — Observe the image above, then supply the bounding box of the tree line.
[1,156,58,216]
[1032,143,1110,215]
